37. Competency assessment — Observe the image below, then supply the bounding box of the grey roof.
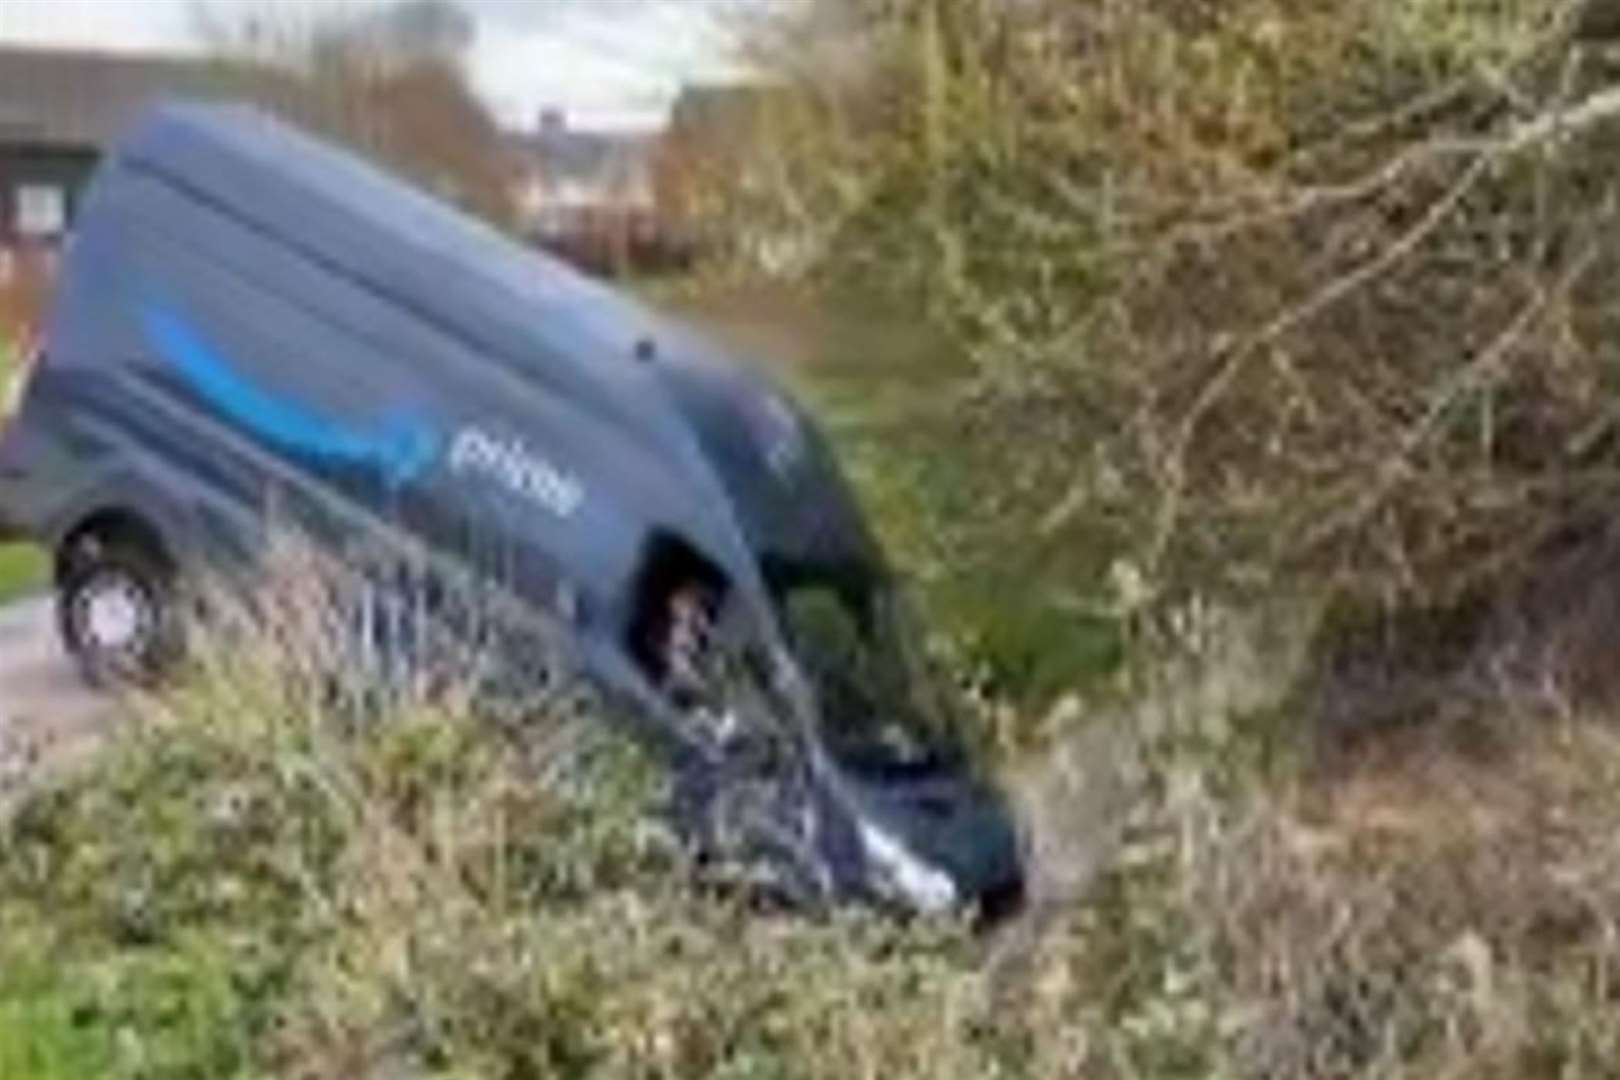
[0,46,260,149]
[507,128,651,187]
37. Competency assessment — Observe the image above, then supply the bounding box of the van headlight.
[856,817,958,913]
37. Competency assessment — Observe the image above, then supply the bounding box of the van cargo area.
[0,104,1022,915]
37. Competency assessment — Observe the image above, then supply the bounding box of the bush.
[705,0,1620,667]
[0,538,1614,1078]
[9,603,1620,1076]
[0,556,1000,1078]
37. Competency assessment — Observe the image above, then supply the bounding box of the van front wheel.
[58,541,181,688]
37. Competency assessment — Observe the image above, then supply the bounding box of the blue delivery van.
[0,104,1022,914]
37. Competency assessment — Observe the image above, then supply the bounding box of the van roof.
[109,102,672,402]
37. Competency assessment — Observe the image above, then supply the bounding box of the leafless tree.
[192,0,514,226]
[710,0,1620,660]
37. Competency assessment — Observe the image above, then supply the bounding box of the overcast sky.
[0,0,774,131]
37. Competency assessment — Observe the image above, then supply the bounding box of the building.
[507,109,672,276]
[0,47,249,336]
[0,46,257,249]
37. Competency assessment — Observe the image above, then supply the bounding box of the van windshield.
[777,579,963,773]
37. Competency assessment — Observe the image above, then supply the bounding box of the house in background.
[507,109,688,276]
[0,47,252,336]
[0,47,247,251]
[508,86,787,278]
[0,42,516,319]
[0,47,740,291]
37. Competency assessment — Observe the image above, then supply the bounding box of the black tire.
[57,539,182,688]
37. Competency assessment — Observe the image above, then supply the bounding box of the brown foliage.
[0,251,51,343]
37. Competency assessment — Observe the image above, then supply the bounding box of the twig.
[1303,242,1600,552]
[1145,73,1620,577]
[1497,81,1620,152]
[1147,151,1496,574]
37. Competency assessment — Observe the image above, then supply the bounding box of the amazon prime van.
[0,104,1022,915]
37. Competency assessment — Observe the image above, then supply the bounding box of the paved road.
[0,595,114,791]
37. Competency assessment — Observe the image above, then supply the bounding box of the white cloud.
[471,0,754,130]
[0,0,197,54]
[0,0,756,131]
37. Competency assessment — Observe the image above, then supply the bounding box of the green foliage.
[0,328,14,393]
[0,543,46,602]
[0,943,115,1080]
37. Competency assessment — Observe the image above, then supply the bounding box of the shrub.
[706,0,1620,666]
[4,565,1620,1076]
[0,553,998,1077]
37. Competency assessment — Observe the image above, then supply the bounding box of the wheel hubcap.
[79,575,150,653]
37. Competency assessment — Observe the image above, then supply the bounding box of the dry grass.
[979,705,1620,1079]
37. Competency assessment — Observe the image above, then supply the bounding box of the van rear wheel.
[58,540,181,688]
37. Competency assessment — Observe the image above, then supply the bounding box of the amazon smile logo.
[140,303,442,488]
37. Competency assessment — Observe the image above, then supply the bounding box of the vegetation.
[690,0,1620,707]
[5,568,1620,1077]
[651,1,1620,1075]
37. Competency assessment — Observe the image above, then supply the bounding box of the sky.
[0,0,773,131]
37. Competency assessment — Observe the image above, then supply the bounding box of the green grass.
[0,544,46,604]
[0,966,113,1080]
[0,920,262,1080]
[0,913,113,1080]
